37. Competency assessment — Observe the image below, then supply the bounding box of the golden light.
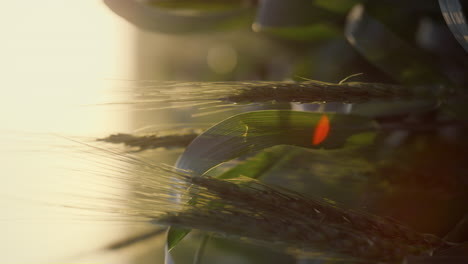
[0,1,139,263]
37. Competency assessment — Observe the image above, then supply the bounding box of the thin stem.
[193,235,211,264]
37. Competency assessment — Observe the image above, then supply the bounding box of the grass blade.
[175,110,377,174]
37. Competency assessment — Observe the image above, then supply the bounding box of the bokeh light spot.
[207,44,237,74]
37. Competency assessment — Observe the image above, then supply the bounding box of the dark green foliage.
[345,5,452,86]
[103,0,254,33]
[167,226,192,252]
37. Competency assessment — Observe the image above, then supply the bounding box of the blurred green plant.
[98,0,468,263]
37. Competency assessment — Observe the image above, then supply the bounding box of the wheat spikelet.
[62,142,449,263]
[159,176,446,262]
[125,80,447,109]
[97,132,200,151]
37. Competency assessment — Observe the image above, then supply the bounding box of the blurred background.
[0,0,467,263]
[0,1,148,263]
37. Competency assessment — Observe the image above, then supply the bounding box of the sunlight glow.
[0,1,134,136]
[0,1,138,263]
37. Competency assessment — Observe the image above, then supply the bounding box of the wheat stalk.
[116,80,451,111]
[62,142,450,263]
[97,132,200,151]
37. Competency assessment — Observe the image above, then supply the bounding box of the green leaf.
[253,0,341,41]
[255,0,336,27]
[166,226,192,252]
[345,4,452,85]
[215,145,287,179]
[103,0,254,34]
[252,145,375,208]
[166,146,299,256]
[210,139,467,235]
[165,147,289,257]
[210,143,377,208]
[176,110,377,174]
